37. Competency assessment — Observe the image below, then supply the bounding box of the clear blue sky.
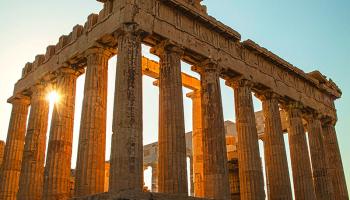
[0,0,349,195]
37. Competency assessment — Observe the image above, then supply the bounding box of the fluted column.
[285,103,316,200]
[258,92,292,199]
[189,156,194,196]
[306,113,334,200]
[227,79,265,200]
[151,163,158,192]
[44,67,80,200]
[151,41,188,195]
[109,24,143,193]
[18,85,50,200]
[0,96,30,200]
[322,120,349,200]
[0,141,4,169]
[200,61,230,199]
[74,48,113,197]
[187,90,204,198]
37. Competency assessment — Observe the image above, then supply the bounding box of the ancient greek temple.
[0,0,348,200]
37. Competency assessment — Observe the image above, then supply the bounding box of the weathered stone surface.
[322,121,349,200]
[74,48,113,197]
[187,90,204,198]
[109,24,143,193]
[306,114,334,200]
[44,67,80,200]
[228,79,265,200]
[18,85,50,200]
[258,92,292,200]
[151,41,188,195]
[199,61,230,199]
[0,141,4,168]
[284,103,316,200]
[0,96,30,200]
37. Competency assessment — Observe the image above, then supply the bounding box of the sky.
[0,0,349,196]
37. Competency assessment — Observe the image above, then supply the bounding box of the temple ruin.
[0,0,348,199]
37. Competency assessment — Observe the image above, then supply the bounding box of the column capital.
[225,77,254,89]
[186,89,201,99]
[303,110,323,122]
[150,40,184,57]
[85,46,115,58]
[281,100,304,112]
[30,83,49,94]
[255,90,280,101]
[115,23,145,42]
[7,94,31,105]
[322,116,337,127]
[192,59,221,75]
[55,67,84,78]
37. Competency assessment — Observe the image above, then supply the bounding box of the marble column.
[200,61,230,199]
[18,85,50,200]
[306,113,334,200]
[0,141,5,169]
[151,163,158,192]
[227,79,265,200]
[109,24,143,193]
[285,103,316,200]
[0,96,30,200]
[187,90,204,198]
[322,120,349,200]
[74,48,112,197]
[189,156,194,196]
[259,92,292,200]
[152,41,188,195]
[43,67,80,200]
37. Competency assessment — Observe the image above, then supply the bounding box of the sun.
[46,91,60,104]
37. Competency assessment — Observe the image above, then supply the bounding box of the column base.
[72,191,213,200]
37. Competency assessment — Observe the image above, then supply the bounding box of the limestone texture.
[322,121,349,200]
[230,79,265,200]
[109,24,143,193]
[200,61,230,200]
[187,90,204,198]
[18,85,49,200]
[44,68,80,200]
[285,103,316,200]
[259,92,293,199]
[306,114,334,200]
[152,41,188,195]
[0,96,30,200]
[74,48,112,197]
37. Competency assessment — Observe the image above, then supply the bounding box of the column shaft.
[0,141,5,170]
[151,163,158,192]
[230,79,265,200]
[18,85,49,200]
[74,48,111,197]
[306,116,334,200]
[187,90,204,197]
[44,68,79,200]
[260,93,292,199]
[200,62,230,199]
[322,121,349,200]
[109,24,143,192]
[0,96,30,200]
[154,42,188,195]
[285,104,316,200]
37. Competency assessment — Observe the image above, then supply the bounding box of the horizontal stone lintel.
[11,0,338,120]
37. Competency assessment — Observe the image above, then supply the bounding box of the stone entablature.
[12,0,340,121]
